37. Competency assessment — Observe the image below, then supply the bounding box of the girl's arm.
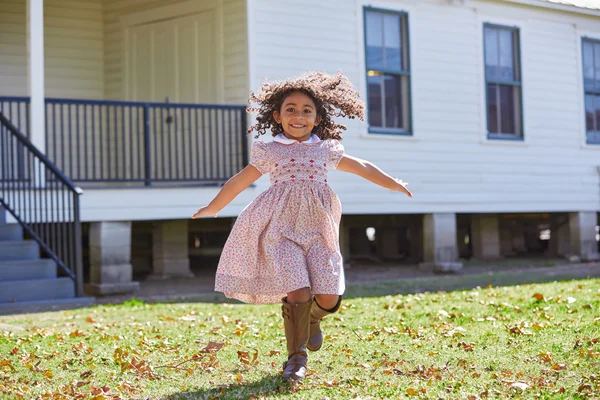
[192,165,263,218]
[336,155,413,197]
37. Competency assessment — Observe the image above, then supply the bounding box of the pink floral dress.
[214,137,346,304]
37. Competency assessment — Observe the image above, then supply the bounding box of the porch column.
[420,213,462,272]
[151,220,194,279]
[85,222,140,296]
[569,212,599,261]
[548,214,571,257]
[471,214,501,260]
[27,0,46,152]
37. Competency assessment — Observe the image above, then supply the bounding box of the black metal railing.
[0,97,30,137]
[0,112,83,296]
[44,99,248,186]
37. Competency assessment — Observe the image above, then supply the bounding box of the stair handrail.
[0,112,84,296]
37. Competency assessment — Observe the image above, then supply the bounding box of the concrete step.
[0,277,75,303]
[0,296,95,316]
[0,224,23,241]
[0,259,56,281]
[0,240,39,261]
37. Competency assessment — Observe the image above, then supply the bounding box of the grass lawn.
[1,278,599,399]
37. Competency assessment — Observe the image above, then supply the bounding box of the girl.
[192,71,412,382]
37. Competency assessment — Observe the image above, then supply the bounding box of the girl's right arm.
[191,165,263,218]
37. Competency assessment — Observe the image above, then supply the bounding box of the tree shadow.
[165,373,299,399]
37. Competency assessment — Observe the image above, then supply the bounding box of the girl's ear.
[315,115,321,126]
[273,111,281,124]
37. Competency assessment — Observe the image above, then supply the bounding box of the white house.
[0,0,598,304]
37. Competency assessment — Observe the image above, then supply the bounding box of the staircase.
[0,112,93,314]
[0,210,93,314]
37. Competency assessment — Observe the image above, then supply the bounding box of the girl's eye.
[304,109,312,113]
[286,108,294,112]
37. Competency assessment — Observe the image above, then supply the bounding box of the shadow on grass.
[3,263,599,315]
[118,263,600,306]
[165,373,295,400]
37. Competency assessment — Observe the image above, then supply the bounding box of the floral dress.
[214,136,346,304]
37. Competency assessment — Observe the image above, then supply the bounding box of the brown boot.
[281,297,312,382]
[307,296,342,352]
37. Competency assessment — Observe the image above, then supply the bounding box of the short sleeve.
[249,141,271,174]
[325,139,345,169]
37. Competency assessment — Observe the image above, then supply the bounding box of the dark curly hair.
[247,71,365,141]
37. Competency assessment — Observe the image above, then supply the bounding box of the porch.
[0,96,249,187]
[0,0,251,306]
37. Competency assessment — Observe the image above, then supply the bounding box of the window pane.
[586,95,595,132]
[583,41,595,88]
[487,83,499,133]
[596,95,600,131]
[384,75,403,129]
[367,74,383,127]
[366,12,384,69]
[595,44,600,89]
[484,28,499,80]
[499,29,516,81]
[383,14,402,70]
[499,85,521,134]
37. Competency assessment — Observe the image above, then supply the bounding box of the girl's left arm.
[336,155,413,197]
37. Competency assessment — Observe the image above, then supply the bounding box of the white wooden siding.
[0,0,104,99]
[247,0,600,216]
[103,0,248,104]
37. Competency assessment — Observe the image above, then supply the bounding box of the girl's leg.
[281,287,312,382]
[313,294,340,310]
[287,287,311,303]
[307,294,343,352]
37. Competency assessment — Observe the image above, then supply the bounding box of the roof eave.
[496,0,600,17]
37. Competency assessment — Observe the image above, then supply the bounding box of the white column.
[85,222,140,296]
[420,213,462,272]
[151,220,194,279]
[569,212,599,261]
[27,0,46,152]
[471,214,501,260]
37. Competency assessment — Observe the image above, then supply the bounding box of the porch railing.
[46,99,248,186]
[0,97,30,137]
[0,97,249,186]
[0,112,83,296]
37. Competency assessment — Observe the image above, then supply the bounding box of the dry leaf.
[533,293,544,301]
[510,382,529,390]
[199,341,224,353]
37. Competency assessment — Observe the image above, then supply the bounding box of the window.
[484,24,523,139]
[583,38,600,144]
[364,8,411,134]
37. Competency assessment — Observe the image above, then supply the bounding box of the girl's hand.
[393,178,413,198]
[191,206,217,219]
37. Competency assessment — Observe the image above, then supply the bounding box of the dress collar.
[273,133,321,144]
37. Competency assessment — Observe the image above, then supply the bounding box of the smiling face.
[273,91,321,142]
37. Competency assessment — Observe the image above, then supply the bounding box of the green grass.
[1,279,599,399]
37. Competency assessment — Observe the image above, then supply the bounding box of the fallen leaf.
[533,293,544,301]
[199,341,224,353]
[510,382,529,390]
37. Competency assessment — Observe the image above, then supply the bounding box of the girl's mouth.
[290,124,305,129]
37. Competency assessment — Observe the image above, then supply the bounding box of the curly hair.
[247,71,365,141]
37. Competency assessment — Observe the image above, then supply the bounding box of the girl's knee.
[313,294,340,310]
[286,287,311,303]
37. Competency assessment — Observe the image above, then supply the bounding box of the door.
[127,11,217,103]
[126,11,218,181]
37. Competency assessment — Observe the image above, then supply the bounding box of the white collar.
[273,133,321,144]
